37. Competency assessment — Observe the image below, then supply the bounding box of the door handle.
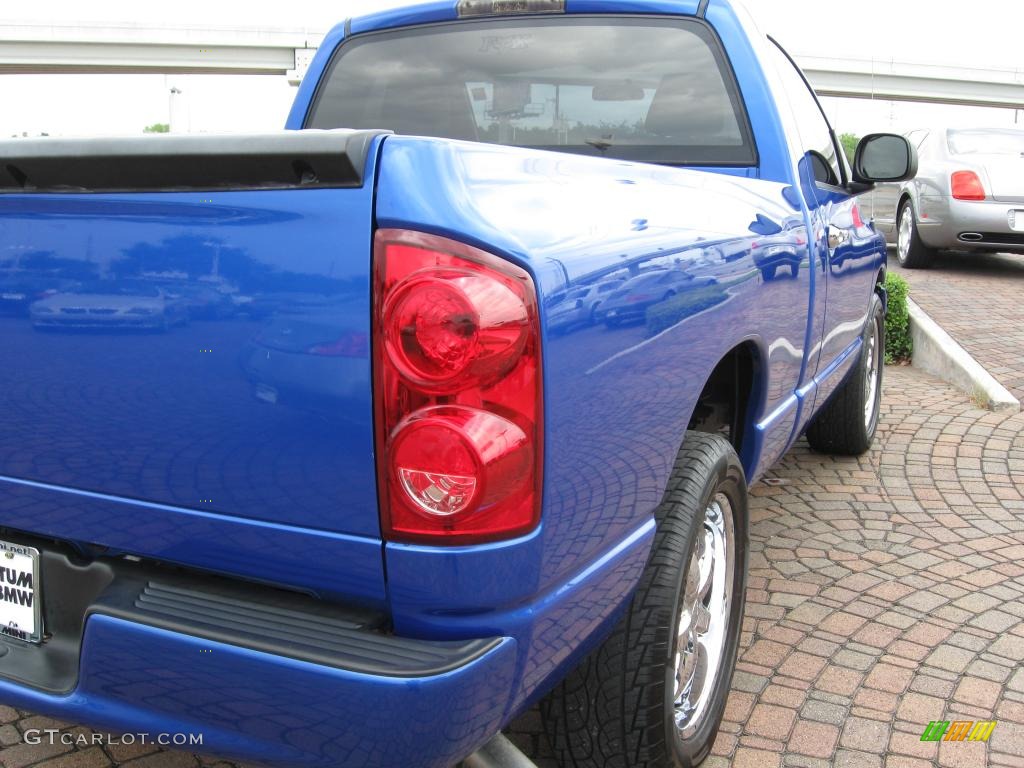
[828,229,850,249]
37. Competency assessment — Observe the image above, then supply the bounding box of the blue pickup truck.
[0,1,916,766]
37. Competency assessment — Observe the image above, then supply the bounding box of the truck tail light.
[951,171,986,201]
[373,229,542,544]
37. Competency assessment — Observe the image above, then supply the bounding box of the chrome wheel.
[673,492,735,740]
[863,314,881,430]
[897,207,912,265]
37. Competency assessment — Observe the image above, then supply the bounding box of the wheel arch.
[897,190,915,219]
[685,340,764,479]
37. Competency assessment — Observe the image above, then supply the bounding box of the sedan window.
[948,128,1024,156]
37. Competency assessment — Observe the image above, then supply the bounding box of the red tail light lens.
[951,171,985,201]
[374,229,542,544]
[384,269,529,392]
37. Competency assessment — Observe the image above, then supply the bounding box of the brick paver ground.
[891,251,1024,401]
[4,365,1024,767]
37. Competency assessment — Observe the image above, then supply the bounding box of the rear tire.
[806,293,884,455]
[542,432,748,768]
[896,201,934,268]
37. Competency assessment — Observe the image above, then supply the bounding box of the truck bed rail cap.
[0,129,389,193]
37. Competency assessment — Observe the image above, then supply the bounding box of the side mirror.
[853,134,918,184]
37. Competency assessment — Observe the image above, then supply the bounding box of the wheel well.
[897,192,912,216]
[687,343,758,459]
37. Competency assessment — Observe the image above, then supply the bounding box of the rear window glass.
[948,128,1024,156]
[307,16,756,167]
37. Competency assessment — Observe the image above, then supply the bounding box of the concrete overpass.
[0,22,320,84]
[1,22,1023,108]
[799,55,1024,110]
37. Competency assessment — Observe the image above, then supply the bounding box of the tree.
[144,123,170,134]
[839,133,859,165]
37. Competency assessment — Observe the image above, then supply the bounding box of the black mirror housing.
[853,133,918,184]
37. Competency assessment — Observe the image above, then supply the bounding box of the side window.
[767,42,842,187]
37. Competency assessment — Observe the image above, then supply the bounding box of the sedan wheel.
[896,202,935,268]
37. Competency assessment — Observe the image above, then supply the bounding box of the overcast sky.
[0,0,1020,138]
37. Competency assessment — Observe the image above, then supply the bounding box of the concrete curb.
[907,298,1020,413]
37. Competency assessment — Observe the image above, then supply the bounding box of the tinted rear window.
[307,16,756,167]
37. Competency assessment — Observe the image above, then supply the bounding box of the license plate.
[0,540,42,644]
[1011,210,1024,233]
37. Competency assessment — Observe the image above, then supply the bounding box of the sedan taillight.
[373,229,542,544]
[951,171,986,201]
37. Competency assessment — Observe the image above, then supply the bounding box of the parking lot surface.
[892,251,1024,402]
[2,365,1023,767]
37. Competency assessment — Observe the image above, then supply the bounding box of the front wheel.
[542,432,748,768]
[806,293,884,455]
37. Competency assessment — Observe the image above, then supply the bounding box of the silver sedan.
[865,127,1024,267]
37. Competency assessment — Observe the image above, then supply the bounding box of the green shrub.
[645,283,729,337]
[839,133,860,165]
[884,272,911,363]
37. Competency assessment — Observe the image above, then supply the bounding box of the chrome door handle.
[828,229,849,249]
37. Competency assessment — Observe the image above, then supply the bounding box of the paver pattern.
[3,367,1024,767]
[891,250,1024,401]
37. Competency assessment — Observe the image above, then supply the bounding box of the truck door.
[766,41,882,436]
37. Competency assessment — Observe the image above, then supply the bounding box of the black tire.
[806,293,884,455]
[760,265,777,281]
[542,432,748,768]
[896,200,935,268]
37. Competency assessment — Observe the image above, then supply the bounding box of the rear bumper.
[0,518,656,767]
[918,197,1024,252]
[1,617,516,768]
[0,542,517,768]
